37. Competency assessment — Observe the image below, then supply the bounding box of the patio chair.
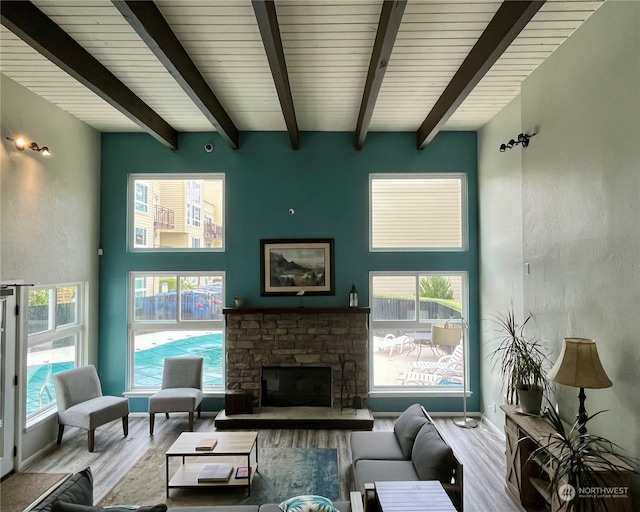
[407,343,464,374]
[148,356,203,435]
[53,365,129,452]
[376,334,410,357]
[396,368,463,386]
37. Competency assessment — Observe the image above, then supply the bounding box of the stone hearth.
[223,307,369,410]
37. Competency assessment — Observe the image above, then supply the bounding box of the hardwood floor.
[24,413,519,512]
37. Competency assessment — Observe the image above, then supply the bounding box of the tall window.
[370,272,467,390]
[26,284,84,420]
[369,173,469,391]
[370,174,466,250]
[130,175,224,251]
[129,272,224,390]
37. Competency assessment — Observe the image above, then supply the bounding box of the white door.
[1,290,17,478]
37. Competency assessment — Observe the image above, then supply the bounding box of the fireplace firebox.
[261,366,332,407]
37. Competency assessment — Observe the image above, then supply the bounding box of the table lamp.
[432,322,477,428]
[547,337,612,435]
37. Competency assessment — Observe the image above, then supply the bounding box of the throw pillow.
[393,403,430,458]
[52,503,167,512]
[411,422,456,482]
[279,495,339,512]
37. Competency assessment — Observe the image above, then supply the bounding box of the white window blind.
[371,175,465,250]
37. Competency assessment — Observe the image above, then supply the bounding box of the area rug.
[99,447,339,507]
[0,472,70,512]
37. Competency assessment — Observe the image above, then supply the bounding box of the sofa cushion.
[350,431,405,462]
[32,468,93,512]
[277,495,339,512]
[393,404,430,458]
[352,460,419,495]
[411,422,456,483]
[52,503,166,512]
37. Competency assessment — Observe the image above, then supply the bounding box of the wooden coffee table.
[165,431,258,497]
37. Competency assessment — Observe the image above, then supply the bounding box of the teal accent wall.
[99,131,478,413]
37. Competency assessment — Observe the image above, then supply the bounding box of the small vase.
[234,298,244,308]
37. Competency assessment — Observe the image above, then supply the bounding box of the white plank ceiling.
[0,0,604,144]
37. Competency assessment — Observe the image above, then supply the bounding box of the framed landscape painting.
[260,239,335,296]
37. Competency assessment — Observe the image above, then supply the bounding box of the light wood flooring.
[23,413,519,512]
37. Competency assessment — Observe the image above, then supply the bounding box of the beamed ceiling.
[0,0,604,150]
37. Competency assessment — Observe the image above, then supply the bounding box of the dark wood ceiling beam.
[0,1,178,149]
[416,1,545,149]
[112,1,239,150]
[252,0,299,150]
[355,1,406,150]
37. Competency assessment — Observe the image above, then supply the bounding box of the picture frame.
[260,238,335,296]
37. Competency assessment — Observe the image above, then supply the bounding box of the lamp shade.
[548,338,612,389]
[431,324,461,347]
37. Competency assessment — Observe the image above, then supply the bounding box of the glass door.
[1,290,17,478]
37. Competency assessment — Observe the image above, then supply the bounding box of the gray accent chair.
[53,365,129,452]
[148,356,204,435]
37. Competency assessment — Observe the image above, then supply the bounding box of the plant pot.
[517,385,543,415]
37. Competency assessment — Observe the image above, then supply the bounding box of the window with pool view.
[370,273,467,390]
[27,284,83,420]
[129,272,225,390]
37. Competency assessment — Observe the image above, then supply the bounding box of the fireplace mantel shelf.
[223,307,370,315]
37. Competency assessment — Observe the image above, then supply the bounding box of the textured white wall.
[521,0,639,462]
[479,0,639,499]
[1,75,101,463]
[477,95,524,429]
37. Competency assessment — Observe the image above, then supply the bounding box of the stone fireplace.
[224,307,369,409]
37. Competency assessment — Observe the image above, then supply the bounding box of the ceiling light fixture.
[6,136,51,156]
[499,132,535,152]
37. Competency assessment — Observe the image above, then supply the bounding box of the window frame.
[369,173,468,252]
[369,271,469,393]
[129,173,225,253]
[127,271,225,391]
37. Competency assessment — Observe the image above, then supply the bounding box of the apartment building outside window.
[130,175,224,251]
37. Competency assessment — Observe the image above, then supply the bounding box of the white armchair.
[53,365,129,452]
[148,356,203,435]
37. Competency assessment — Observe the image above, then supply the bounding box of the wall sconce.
[6,136,51,156]
[499,132,535,152]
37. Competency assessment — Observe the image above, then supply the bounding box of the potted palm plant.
[531,404,637,512]
[489,307,550,414]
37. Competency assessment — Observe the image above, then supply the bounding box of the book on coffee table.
[235,466,250,479]
[195,438,218,451]
[197,463,234,483]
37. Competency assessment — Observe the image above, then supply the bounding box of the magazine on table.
[197,463,233,482]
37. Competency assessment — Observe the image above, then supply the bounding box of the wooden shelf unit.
[501,405,633,512]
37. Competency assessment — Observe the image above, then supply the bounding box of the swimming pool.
[26,332,224,416]
[133,331,224,387]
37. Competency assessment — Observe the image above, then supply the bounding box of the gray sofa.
[30,467,364,512]
[350,404,463,511]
